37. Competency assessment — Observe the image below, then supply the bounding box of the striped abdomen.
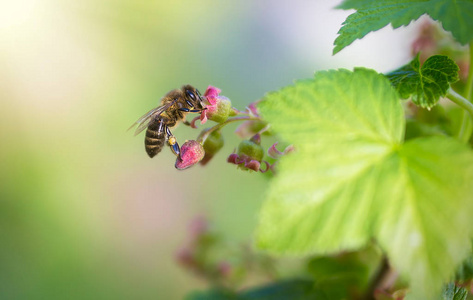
[145,118,165,158]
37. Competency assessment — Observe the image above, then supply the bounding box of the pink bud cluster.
[175,85,293,172]
[227,135,269,172]
[175,216,235,286]
[175,216,277,288]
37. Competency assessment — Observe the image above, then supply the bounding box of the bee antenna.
[196,89,203,101]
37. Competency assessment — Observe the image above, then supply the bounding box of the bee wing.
[128,101,175,136]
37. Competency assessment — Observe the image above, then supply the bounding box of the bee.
[129,85,206,158]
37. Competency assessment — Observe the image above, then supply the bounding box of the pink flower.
[175,140,205,170]
[200,86,232,124]
[246,101,260,117]
[188,215,209,239]
[204,86,221,102]
[267,142,295,159]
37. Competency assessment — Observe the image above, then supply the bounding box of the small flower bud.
[200,130,224,166]
[207,96,232,123]
[267,142,295,159]
[188,215,209,239]
[247,101,260,117]
[249,134,261,145]
[176,247,195,268]
[175,140,205,170]
[237,140,264,162]
[228,139,265,172]
[235,120,269,139]
[227,153,239,164]
[244,159,261,172]
[218,261,232,277]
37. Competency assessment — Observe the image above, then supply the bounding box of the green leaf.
[334,0,473,54]
[375,137,473,298]
[257,68,403,253]
[455,242,473,281]
[386,55,459,109]
[256,68,473,298]
[442,283,468,300]
[307,246,382,299]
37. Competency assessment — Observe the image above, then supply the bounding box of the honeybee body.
[130,85,205,158]
[145,118,166,158]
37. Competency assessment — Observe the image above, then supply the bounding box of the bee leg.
[179,107,203,113]
[166,126,180,156]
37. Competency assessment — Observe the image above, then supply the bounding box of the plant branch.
[456,42,473,142]
[447,88,473,118]
[197,116,260,143]
[466,42,473,103]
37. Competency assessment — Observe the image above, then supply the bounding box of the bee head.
[183,85,204,108]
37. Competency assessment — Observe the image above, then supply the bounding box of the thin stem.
[256,123,271,136]
[362,256,398,300]
[197,116,260,143]
[231,107,250,116]
[466,42,473,103]
[456,42,473,142]
[447,88,473,118]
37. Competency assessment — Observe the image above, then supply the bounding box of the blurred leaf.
[334,0,473,54]
[375,136,473,299]
[404,105,452,140]
[456,244,473,281]
[386,55,459,109]
[186,280,319,300]
[404,119,448,140]
[446,106,467,141]
[256,68,473,298]
[241,279,319,300]
[186,288,240,300]
[442,282,468,300]
[307,246,382,299]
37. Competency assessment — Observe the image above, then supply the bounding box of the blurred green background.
[0,0,418,299]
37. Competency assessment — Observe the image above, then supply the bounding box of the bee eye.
[186,90,196,100]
